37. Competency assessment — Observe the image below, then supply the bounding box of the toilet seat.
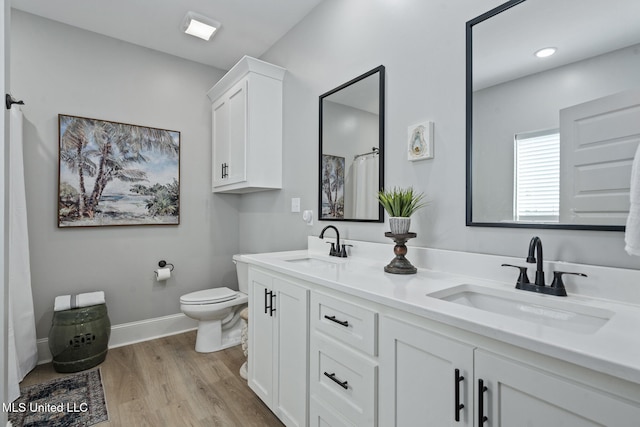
[180,287,238,305]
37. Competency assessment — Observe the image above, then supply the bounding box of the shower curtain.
[7,105,37,402]
[348,153,379,219]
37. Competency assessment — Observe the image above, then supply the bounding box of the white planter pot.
[389,217,411,235]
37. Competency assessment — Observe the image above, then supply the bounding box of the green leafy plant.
[377,187,426,217]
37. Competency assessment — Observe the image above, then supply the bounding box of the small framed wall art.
[407,121,434,161]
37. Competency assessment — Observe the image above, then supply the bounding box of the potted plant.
[377,187,426,234]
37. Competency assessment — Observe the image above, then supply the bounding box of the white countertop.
[239,237,640,385]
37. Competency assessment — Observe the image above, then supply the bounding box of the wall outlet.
[291,198,301,213]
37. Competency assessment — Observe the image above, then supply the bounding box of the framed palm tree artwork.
[320,154,345,219]
[58,114,180,227]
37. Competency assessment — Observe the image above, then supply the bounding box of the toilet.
[180,255,249,353]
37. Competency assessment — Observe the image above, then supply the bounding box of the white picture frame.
[407,121,434,161]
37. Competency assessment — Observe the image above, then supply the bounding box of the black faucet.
[319,225,347,257]
[501,236,587,297]
[527,236,545,286]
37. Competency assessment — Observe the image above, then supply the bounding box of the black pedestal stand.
[384,232,417,274]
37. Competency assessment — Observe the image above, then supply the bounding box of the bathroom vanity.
[242,237,640,426]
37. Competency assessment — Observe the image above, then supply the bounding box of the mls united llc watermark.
[3,402,89,413]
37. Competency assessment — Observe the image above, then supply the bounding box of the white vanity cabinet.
[380,315,640,427]
[248,267,309,427]
[207,55,285,194]
[241,246,640,427]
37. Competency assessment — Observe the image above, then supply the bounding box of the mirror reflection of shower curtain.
[8,106,38,402]
[346,153,379,219]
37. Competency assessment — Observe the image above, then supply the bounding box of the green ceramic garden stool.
[48,303,111,373]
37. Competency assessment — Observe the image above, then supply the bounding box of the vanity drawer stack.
[309,291,378,426]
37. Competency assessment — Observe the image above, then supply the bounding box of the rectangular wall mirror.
[319,65,385,222]
[466,0,640,231]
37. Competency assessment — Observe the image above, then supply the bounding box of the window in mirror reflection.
[515,130,559,222]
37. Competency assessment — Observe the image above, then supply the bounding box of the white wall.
[11,10,239,338]
[241,0,640,270]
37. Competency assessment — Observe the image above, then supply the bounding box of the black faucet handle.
[339,244,353,258]
[326,241,337,256]
[550,271,587,294]
[501,264,530,288]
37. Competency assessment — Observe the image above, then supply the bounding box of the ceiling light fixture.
[182,11,221,41]
[535,47,557,58]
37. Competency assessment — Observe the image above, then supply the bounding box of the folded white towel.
[625,144,640,255]
[54,291,105,312]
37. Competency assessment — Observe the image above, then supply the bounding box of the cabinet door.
[248,270,275,406]
[211,95,229,188]
[475,350,640,427]
[211,78,247,188]
[226,79,247,185]
[274,276,309,427]
[379,316,474,426]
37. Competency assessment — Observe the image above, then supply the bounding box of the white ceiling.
[11,0,325,71]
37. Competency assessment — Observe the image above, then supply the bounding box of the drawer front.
[310,332,377,426]
[309,397,356,427]
[311,291,377,356]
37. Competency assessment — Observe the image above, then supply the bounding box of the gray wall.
[11,10,239,338]
[323,101,378,163]
[242,0,640,270]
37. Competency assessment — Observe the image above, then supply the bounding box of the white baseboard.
[37,313,197,365]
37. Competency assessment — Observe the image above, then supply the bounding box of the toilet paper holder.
[158,260,174,271]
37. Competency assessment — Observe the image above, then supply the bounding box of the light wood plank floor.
[21,331,284,426]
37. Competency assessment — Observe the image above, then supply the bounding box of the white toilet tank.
[232,254,249,294]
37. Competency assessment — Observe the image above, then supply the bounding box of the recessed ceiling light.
[535,47,557,58]
[182,11,221,41]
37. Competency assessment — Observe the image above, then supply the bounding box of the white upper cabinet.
[207,56,285,193]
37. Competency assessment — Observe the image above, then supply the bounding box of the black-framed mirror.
[319,65,385,222]
[466,0,640,231]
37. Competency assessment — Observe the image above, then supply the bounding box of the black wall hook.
[5,94,24,110]
[158,260,175,271]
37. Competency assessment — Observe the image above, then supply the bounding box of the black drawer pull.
[323,372,348,390]
[324,315,349,327]
[270,294,276,316]
[455,368,465,422]
[265,289,275,316]
[478,379,488,425]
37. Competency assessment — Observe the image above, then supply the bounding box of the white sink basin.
[428,284,613,334]
[285,257,344,269]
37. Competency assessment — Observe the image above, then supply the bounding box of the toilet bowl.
[180,255,249,353]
